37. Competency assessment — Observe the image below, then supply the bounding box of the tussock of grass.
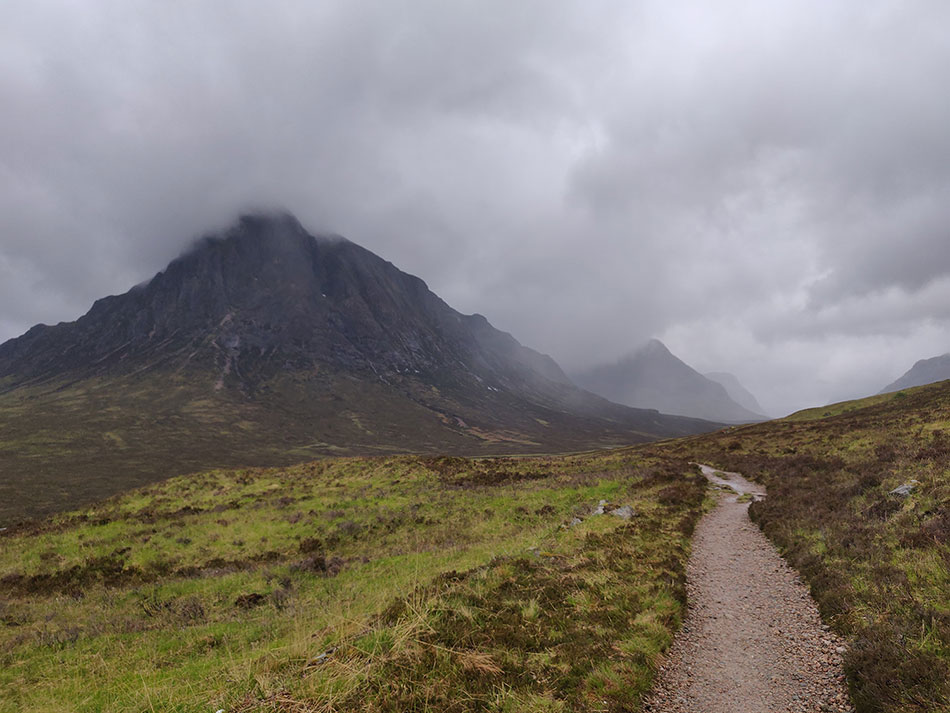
[0,451,704,712]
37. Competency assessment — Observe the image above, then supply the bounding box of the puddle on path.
[691,462,766,500]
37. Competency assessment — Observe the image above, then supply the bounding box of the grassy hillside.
[663,381,950,713]
[0,449,707,712]
[782,385,928,422]
[0,368,714,525]
[0,372,476,524]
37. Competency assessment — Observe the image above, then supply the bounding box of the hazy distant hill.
[705,371,768,417]
[0,212,718,521]
[572,339,766,424]
[879,353,950,394]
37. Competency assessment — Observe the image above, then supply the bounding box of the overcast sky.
[3,1,950,416]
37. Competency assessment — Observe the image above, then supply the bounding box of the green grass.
[0,450,705,712]
[657,380,950,713]
[783,384,933,422]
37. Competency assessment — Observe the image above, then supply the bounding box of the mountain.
[879,353,950,394]
[0,212,718,522]
[705,371,768,417]
[1,212,573,392]
[571,339,766,424]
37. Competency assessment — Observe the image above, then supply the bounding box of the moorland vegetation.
[1,450,706,712]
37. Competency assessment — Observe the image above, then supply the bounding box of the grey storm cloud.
[3,0,950,415]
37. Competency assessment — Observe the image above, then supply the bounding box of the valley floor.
[7,381,950,711]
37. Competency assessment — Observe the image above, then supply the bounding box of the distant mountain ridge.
[571,339,766,424]
[880,353,950,394]
[0,212,719,521]
[705,371,768,417]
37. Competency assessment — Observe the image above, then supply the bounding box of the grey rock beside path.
[889,480,919,497]
[609,504,635,520]
[644,465,853,713]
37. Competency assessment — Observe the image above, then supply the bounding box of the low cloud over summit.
[3,1,950,415]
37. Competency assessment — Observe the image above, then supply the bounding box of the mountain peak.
[238,209,304,231]
[1,214,432,386]
[180,210,323,265]
[0,214,645,411]
[572,341,766,423]
[705,371,768,417]
[641,338,672,357]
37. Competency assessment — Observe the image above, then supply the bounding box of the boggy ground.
[646,466,852,713]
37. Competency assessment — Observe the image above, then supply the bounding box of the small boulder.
[592,499,608,515]
[889,480,920,497]
[569,517,583,527]
[608,505,635,520]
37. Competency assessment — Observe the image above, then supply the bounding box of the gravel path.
[644,465,853,713]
